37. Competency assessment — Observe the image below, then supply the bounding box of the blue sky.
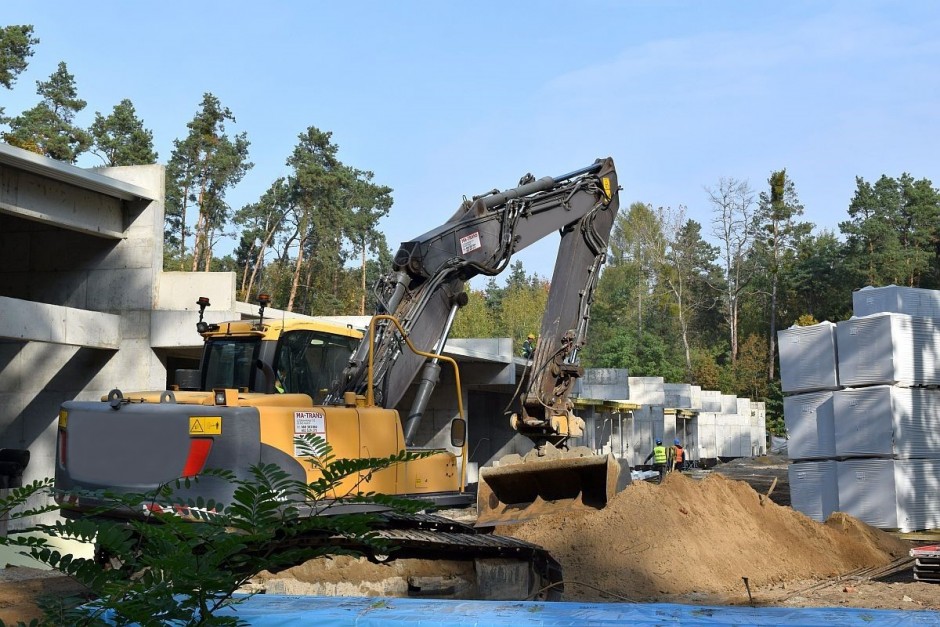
[3,1,939,281]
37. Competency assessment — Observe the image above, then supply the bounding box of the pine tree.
[0,24,39,116]
[164,93,252,270]
[3,61,92,162]
[90,98,158,166]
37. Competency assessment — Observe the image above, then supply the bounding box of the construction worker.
[521,333,536,359]
[644,439,668,483]
[672,438,685,472]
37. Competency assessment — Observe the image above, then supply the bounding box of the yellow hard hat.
[527,333,536,340]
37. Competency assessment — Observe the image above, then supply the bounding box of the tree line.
[5,24,940,432]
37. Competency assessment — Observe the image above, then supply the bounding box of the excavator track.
[278,512,564,601]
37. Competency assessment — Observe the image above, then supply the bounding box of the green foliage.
[840,173,940,289]
[0,24,38,98]
[0,435,432,626]
[450,287,496,338]
[763,380,785,436]
[452,262,547,352]
[2,61,92,162]
[164,93,253,271]
[793,314,818,327]
[90,99,158,166]
[229,127,395,315]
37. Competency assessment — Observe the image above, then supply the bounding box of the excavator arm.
[327,157,622,528]
[329,158,619,441]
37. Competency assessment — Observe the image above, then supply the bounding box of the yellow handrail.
[366,314,467,493]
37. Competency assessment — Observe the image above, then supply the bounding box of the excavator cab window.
[202,338,260,391]
[275,330,358,403]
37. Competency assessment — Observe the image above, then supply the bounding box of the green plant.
[0,435,433,626]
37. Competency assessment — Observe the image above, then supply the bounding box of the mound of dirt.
[498,472,910,602]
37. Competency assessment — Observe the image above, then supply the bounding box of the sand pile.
[498,472,910,601]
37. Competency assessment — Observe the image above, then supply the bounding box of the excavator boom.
[327,157,623,526]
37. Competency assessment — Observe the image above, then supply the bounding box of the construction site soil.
[1,455,938,622]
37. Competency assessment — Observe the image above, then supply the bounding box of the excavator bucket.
[475,452,621,528]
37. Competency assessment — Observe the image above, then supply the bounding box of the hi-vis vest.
[653,445,667,464]
[674,446,684,463]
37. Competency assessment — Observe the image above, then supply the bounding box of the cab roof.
[201,317,363,341]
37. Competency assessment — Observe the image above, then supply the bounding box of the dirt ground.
[1,457,938,623]
[500,470,938,610]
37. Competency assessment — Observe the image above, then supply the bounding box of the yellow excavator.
[54,157,621,598]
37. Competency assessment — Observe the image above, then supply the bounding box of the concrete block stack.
[780,285,940,530]
[664,383,702,410]
[700,390,722,412]
[626,376,665,405]
[572,370,760,468]
[576,368,629,400]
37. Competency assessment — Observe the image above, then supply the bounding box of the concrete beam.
[0,166,125,239]
[0,296,121,349]
[0,143,154,201]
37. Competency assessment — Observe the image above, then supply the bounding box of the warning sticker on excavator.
[602,177,612,199]
[294,411,326,456]
[189,417,221,435]
[459,231,482,254]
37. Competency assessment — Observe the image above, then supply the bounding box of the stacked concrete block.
[626,377,665,405]
[836,458,940,532]
[895,459,940,532]
[783,392,836,460]
[789,460,838,522]
[833,386,940,459]
[853,285,940,318]
[778,322,840,393]
[778,286,940,530]
[700,390,722,412]
[837,459,899,528]
[576,368,629,400]
[664,383,701,409]
[836,313,940,387]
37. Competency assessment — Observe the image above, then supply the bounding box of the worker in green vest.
[644,439,668,483]
[521,333,536,359]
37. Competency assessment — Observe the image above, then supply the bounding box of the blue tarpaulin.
[101,595,940,626]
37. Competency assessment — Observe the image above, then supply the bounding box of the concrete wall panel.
[85,268,155,311]
[156,272,236,311]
